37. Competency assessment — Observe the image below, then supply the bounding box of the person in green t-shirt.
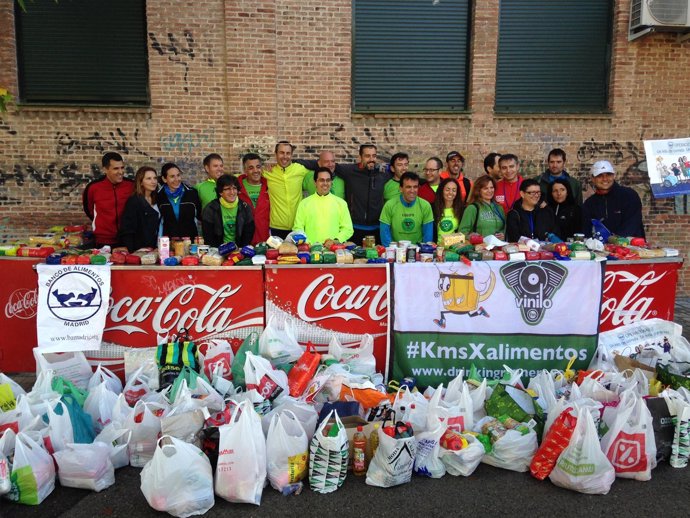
[298,150,346,199]
[379,172,434,246]
[201,175,255,247]
[195,153,225,209]
[432,177,465,245]
[383,152,410,202]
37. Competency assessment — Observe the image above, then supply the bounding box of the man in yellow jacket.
[293,168,353,243]
[263,140,311,238]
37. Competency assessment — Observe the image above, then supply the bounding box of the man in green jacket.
[195,153,225,209]
[293,168,353,243]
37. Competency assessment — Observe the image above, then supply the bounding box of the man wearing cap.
[536,148,583,206]
[441,151,472,202]
[293,167,353,244]
[582,160,645,238]
[379,172,434,247]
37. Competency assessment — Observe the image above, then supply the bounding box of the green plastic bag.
[656,363,690,391]
[51,376,88,408]
[231,332,259,388]
[169,365,210,403]
[485,383,545,439]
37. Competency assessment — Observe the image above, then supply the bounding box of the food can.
[420,253,433,263]
[189,244,198,255]
[573,233,585,243]
[385,246,396,262]
[436,246,444,262]
[197,244,210,257]
[194,236,204,245]
[395,246,406,263]
[406,246,416,263]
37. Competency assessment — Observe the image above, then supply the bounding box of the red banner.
[264,264,390,376]
[599,260,682,332]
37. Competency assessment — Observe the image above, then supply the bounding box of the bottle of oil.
[368,423,380,461]
[352,425,368,476]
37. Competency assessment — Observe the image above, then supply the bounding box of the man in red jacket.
[237,152,270,244]
[82,152,134,247]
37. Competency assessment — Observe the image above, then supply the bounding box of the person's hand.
[539,200,547,209]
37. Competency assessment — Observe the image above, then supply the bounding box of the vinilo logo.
[500,261,567,325]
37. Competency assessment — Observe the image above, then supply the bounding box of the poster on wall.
[392,261,604,388]
[643,137,690,198]
[36,264,111,352]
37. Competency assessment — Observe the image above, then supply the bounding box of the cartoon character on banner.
[432,263,495,329]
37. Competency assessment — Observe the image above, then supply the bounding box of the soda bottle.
[352,425,368,476]
[368,423,380,461]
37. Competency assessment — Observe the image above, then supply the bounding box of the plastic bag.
[123,365,153,406]
[94,424,132,469]
[51,375,89,407]
[440,433,485,477]
[366,424,417,488]
[0,373,26,412]
[231,332,259,388]
[288,343,321,397]
[392,387,429,434]
[413,423,446,478]
[60,394,96,444]
[53,442,115,492]
[141,436,215,518]
[0,451,10,496]
[600,390,656,480]
[84,381,119,433]
[469,378,488,422]
[40,399,74,454]
[124,348,159,391]
[266,410,309,493]
[485,383,544,439]
[427,383,466,433]
[161,408,206,447]
[200,339,234,381]
[259,316,303,366]
[215,399,267,505]
[481,428,538,472]
[88,364,123,394]
[156,330,200,390]
[34,349,93,390]
[328,334,376,376]
[530,406,577,480]
[244,352,288,402]
[126,400,163,468]
[308,410,348,494]
[549,408,615,494]
[1,395,38,435]
[261,398,319,442]
[6,432,55,505]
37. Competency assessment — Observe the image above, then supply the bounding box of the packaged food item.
[158,236,170,261]
[201,253,223,266]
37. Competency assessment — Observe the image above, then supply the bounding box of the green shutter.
[353,0,470,112]
[15,0,149,105]
[495,0,612,113]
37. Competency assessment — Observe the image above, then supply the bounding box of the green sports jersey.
[302,174,346,199]
[242,179,261,207]
[195,179,217,209]
[380,195,433,243]
[220,200,238,243]
[437,207,460,244]
[383,178,401,202]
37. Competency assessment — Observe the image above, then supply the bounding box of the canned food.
[406,246,416,263]
[385,246,396,262]
[420,253,433,263]
[197,244,210,257]
[395,246,406,263]
[189,244,198,255]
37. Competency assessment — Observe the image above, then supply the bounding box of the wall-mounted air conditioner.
[629,0,690,40]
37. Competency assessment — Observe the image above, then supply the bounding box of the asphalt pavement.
[4,299,690,518]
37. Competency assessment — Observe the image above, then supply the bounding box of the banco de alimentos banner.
[393,261,604,387]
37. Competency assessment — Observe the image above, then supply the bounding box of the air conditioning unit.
[630,0,690,31]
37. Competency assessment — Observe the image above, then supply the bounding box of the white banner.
[394,261,603,335]
[37,264,111,352]
[644,137,690,198]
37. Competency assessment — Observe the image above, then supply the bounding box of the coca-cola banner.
[392,261,604,388]
[264,265,390,377]
[600,260,682,332]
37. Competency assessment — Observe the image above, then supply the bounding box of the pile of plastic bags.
[1,316,690,515]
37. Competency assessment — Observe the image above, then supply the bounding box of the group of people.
[82,144,645,253]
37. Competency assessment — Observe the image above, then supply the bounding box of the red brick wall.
[0,0,688,292]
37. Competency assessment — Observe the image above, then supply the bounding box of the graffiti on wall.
[160,129,216,154]
[575,139,645,184]
[149,31,214,92]
[56,129,154,160]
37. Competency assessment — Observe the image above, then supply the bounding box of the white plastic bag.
[366,426,417,488]
[126,400,163,468]
[266,410,309,492]
[243,352,288,402]
[33,349,93,389]
[84,381,119,433]
[0,451,10,495]
[53,442,115,492]
[469,379,488,422]
[161,408,206,447]
[549,408,615,494]
[440,433,485,477]
[6,432,55,505]
[262,398,318,442]
[328,334,376,376]
[259,316,302,365]
[427,384,465,433]
[308,410,348,493]
[0,395,38,435]
[481,428,538,472]
[0,372,27,405]
[141,436,215,518]
[88,364,123,394]
[94,424,132,469]
[123,365,153,406]
[413,423,446,478]
[215,400,267,505]
[600,390,656,480]
[392,387,428,434]
[124,348,159,391]
[41,400,74,454]
[200,339,234,380]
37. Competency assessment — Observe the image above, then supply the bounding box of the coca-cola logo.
[296,273,387,323]
[4,288,38,319]
[106,283,247,338]
[600,270,667,327]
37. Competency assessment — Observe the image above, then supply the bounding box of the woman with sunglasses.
[506,178,559,242]
[202,174,255,247]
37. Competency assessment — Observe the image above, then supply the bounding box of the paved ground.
[4,299,690,517]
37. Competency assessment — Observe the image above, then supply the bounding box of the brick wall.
[1,0,689,293]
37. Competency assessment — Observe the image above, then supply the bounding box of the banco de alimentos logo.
[499,261,567,325]
[45,267,104,323]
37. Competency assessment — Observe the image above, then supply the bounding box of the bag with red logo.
[200,339,234,381]
[427,384,466,433]
[600,390,656,480]
[287,342,321,398]
[123,365,152,406]
[549,407,615,495]
[243,352,288,402]
[530,406,578,480]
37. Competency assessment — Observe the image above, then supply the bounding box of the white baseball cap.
[591,160,614,177]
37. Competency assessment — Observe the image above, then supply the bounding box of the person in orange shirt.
[440,151,472,202]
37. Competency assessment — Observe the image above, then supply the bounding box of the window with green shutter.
[495,0,613,114]
[15,0,149,105]
[353,0,471,113]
